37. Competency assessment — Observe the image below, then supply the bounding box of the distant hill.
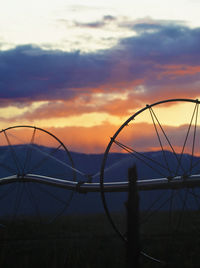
[0,145,199,221]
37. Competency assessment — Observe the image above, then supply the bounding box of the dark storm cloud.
[0,45,112,101]
[114,23,200,100]
[1,22,200,105]
[129,23,200,64]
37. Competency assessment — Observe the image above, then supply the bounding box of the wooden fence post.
[126,165,140,268]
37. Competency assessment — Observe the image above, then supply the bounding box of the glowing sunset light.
[128,100,200,127]
[32,112,127,128]
[1,1,200,153]
[0,101,49,120]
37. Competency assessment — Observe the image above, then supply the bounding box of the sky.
[1,0,200,153]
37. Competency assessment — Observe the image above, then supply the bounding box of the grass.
[0,213,126,268]
[0,212,200,267]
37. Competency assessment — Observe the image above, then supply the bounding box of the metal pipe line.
[0,174,200,193]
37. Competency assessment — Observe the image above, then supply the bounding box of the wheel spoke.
[114,139,170,178]
[3,127,78,179]
[189,103,199,175]
[175,102,198,176]
[188,188,200,210]
[100,99,200,265]
[24,182,42,224]
[0,184,17,200]
[149,107,186,174]
[189,188,200,234]
[148,107,173,177]
[33,183,71,206]
[165,190,176,261]
[28,144,62,173]
[32,183,73,224]
[11,183,24,223]
[167,190,175,234]
[140,191,167,223]
[140,193,172,225]
[0,126,75,227]
[177,189,200,234]
[48,193,73,224]
[3,130,22,174]
[0,161,16,174]
[23,127,36,174]
[174,188,189,233]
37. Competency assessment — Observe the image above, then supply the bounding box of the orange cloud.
[43,122,200,157]
[48,124,117,153]
[159,65,200,78]
[1,120,200,156]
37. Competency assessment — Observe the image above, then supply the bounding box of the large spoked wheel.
[0,125,76,226]
[100,99,200,266]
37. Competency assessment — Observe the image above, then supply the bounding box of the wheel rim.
[100,98,200,265]
[0,125,76,226]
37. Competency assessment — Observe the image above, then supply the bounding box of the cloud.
[0,45,112,102]
[1,21,200,115]
[103,15,116,22]
[73,21,105,29]
[2,121,197,155]
[71,15,117,29]
[0,90,143,123]
[49,124,115,153]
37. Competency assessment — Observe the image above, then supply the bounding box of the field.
[0,212,200,267]
[0,214,126,268]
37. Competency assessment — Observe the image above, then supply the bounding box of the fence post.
[126,165,140,268]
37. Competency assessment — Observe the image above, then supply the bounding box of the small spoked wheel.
[0,125,76,226]
[100,99,200,266]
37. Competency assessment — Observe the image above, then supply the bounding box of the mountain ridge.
[0,145,199,219]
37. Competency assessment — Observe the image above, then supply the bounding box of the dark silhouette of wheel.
[100,98,200,265]
[0,125,76,226]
